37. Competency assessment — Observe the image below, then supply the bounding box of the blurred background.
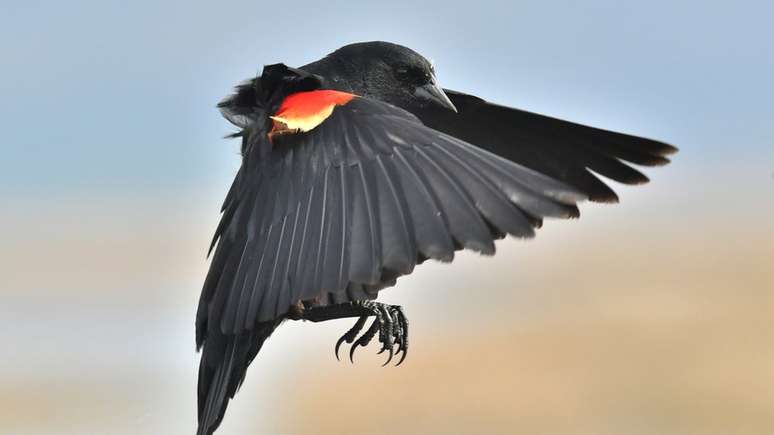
[2,1,773,434]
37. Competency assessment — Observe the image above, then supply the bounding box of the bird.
[195,41,677,435]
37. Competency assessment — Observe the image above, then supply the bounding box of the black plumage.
[413,89,676,202]
[195,41,676,435]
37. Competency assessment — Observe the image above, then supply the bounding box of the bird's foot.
[334,301,409,366]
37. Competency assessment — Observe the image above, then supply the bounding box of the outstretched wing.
[197,94,586,343]
[196,91,589,435]
[413,90,678,202]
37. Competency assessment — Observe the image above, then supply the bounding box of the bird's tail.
[196,321,281,435]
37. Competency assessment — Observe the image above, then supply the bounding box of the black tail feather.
[196,321,281,435]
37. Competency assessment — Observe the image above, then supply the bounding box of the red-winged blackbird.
[196,41,677,435]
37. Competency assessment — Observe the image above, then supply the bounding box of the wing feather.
[373,155,416,275]
[304,166,330,300]
[392,148,456,261]
[199,96,588,333]
[347,162,381,284]
[425,144,550,237]
[412,145,495,254]
[413,89,676,202]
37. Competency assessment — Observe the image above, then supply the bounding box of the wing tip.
[509,227,537,240]
[642,155,672,167]
[619,171,651,186]
[463,239,497,256]
[547,189,589,205]
[588,191,620,204]
[658,142,679,156]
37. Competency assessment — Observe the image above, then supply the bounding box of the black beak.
[414,76,457,112]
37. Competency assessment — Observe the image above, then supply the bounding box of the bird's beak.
[415,77,457,113]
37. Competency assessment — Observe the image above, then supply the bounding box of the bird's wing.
[412,89,678,202]
[196,93,587,341]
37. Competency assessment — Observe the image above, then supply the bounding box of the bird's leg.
[297,300,409,365]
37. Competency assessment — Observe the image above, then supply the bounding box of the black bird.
[196,41,676,435]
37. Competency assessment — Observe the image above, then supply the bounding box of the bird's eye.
[394,65,429,85]
[395,66,411,78]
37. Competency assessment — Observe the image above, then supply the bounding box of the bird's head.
[321,41,457,113]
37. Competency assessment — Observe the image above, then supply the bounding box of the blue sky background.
[1,2,773,435]
[2,0,772,199]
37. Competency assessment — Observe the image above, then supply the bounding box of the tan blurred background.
[3,164,772,435]
[2,1,773,435]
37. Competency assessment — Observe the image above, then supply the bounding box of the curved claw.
[335,315,368,361]
[395,332,408,366]
[394,308,409,366]
[328,303,408,366]
[334,335,348,361]
[349,341,359,363]
[349,337,367,363]
[350,319,380,363]
[381,346,395,366]
[395,347,408,366]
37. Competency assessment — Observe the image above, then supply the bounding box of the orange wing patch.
[269,90,355,140]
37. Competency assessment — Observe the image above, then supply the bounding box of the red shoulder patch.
[270,90,356,140]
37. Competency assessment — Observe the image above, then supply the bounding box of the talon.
[334,335,347,361]
[335,315,367,361]
[350,318,380,363]
[394,307,409,366]
[395,335,408,367]
[381,346,395,366]
[349,335,368,363]
[326,303,409,366]
[348,341,359,363]
[395,347,407,366]
[395,346,408,366]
